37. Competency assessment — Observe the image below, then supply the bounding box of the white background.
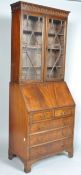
[0,0,81,174]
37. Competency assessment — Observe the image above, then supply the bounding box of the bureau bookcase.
[9,1,75,173]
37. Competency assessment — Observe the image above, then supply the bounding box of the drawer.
[30,116,74,133]
[30,137,73,160]
[55,107,74,117]
[31,111,54,123]
[30,127,73,146]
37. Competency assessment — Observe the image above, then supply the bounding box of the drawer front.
[30,116,74,134]
[30,137,73,160]
[31,111,54,123]
[30,127,73,146]
[55,107,74,117]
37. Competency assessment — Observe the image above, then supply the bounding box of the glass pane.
[21,14,43,82]
[46,18,65,80]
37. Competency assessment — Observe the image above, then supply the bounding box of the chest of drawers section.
[29,107,75,162]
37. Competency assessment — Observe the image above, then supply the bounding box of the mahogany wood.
[9,1,75,173]
[9,82,75,172]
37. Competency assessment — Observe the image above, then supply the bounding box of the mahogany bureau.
[9,1,75,173]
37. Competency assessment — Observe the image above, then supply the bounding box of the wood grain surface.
[20,82,75,112]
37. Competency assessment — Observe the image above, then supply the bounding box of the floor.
[0,139,81,175]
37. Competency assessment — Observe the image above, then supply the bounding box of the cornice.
[11,1,70,18]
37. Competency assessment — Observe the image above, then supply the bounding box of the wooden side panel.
[11,10,20,82]
[9,83,29,161]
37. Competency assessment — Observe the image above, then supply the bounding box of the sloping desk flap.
[20,82,75,112]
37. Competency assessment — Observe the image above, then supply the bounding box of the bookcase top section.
[20,82,75,112]
[11,1,70,19]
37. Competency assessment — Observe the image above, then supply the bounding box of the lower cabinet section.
[9,83,75,173]
[30,137,73,160]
